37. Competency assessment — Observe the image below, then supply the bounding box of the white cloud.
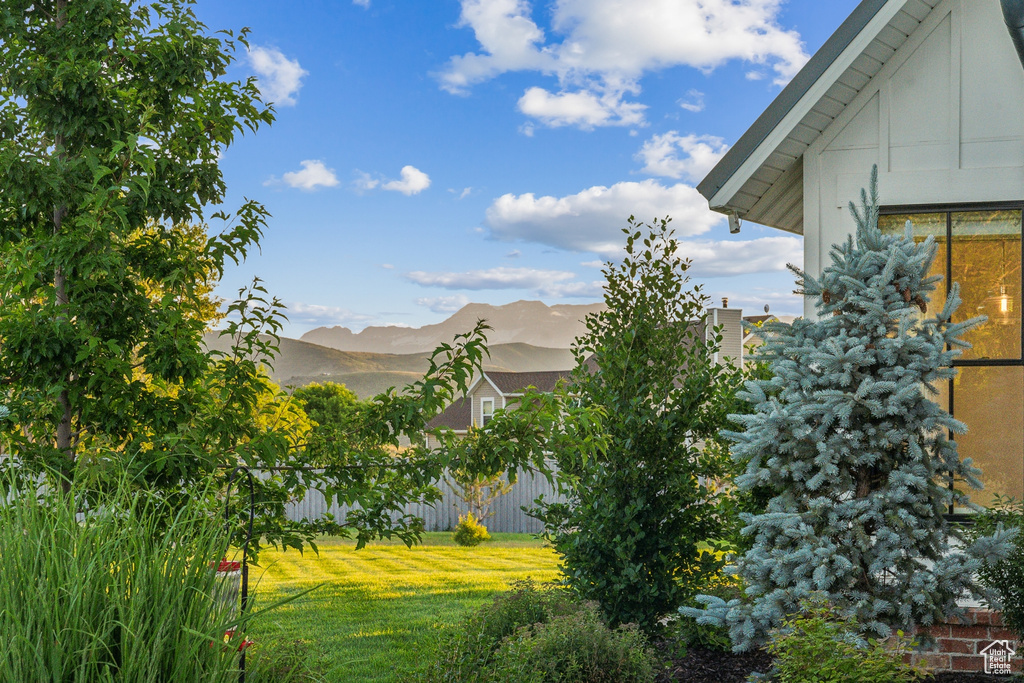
[353,171,380,193]
[248,46,308,107]
[485,180,721,257]
[680,236,802,277]
[506,250,521,258]
[438,0,809,128]
[678,89,705,113]
[285,302,374,328]
[354,166,431,195]
[547,0,807,84]
[436,0,554,95]
[539,280,605,298]
[409,268,603,299]
[448,187,474,199]
[636,132,729,183]
[406,266,576,290]
[416,295,471,313]
[382,165,431,195]
[270,160,339,191]
[353,0,371,7]
[517,86,646,128]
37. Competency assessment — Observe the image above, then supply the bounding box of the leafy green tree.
[292,382,363,436]
[0,0,272,482]
[0,1,580,560]
[537,218,746,633]
[450,463,515,525]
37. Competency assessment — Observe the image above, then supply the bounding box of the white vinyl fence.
[284,468,564,534]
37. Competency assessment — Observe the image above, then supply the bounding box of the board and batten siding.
[284,467,563,534]
[803,0,1024,312]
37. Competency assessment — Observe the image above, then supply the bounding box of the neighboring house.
[698,0,1024,508]
[424,370,572,448]
[426,305,745,442]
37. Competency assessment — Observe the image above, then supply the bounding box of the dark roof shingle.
[485,370,572,394]
[427,395,471,431]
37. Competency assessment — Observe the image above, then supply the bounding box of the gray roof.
[486,370,572,394]
[698,0,940,234]
[427,396,471,431]
[427,369,573,430]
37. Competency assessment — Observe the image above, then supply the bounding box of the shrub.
[764,596,924,683]
[420,580,588,681]
[0,475,250,682]
[421,580,655,682]
[491,601,656,683]
[674,576,743,652]
[452,511,490,546]
[969,495,1024,637]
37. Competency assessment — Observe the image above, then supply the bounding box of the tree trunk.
[53,0,73,489]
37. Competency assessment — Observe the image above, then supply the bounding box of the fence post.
[224,466,255,683]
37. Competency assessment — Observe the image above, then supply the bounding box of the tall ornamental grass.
[0,476,249,682]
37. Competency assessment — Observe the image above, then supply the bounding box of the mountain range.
[205,301,594,398]
[300,300,604,354]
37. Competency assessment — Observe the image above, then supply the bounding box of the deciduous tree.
[0,0,271,481]
[538,218,746,633]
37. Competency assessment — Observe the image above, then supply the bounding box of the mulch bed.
[654,642,1012,682]
[654,645,772,683]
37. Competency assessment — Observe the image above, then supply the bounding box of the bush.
[421,580,654,682]
[421,580,572,680]
[764,596,923,683]
[674,578,742,653]
[491,601,656,683]
[969,495,1024,637]
[452,511,490,546]
[0,475,250,682]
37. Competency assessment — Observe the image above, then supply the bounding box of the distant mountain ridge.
[300,300,604,354]
[203,334,575,399]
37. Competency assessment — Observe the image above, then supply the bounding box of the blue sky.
[195,0,861,338]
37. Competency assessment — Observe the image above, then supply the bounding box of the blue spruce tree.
[686,168,1014,650]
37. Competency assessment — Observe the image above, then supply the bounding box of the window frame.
[879,201,1024,516]
[480,398,494,427]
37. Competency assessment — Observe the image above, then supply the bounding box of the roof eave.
[697,0,891,210]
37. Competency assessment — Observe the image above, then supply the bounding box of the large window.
[879,206,1024,508]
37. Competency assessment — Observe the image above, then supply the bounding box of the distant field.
[244,533,561,682]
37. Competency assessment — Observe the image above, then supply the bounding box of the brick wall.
[904,609,1021,674]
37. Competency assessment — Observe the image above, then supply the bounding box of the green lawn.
[244,533,561,683]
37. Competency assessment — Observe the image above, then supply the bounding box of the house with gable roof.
[426,304,747,446]
[424,369,573,449]
[699,0,1024,510]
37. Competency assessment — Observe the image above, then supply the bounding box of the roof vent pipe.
[1001,0,1024,70]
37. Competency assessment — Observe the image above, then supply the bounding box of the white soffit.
[698,0,941,235]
